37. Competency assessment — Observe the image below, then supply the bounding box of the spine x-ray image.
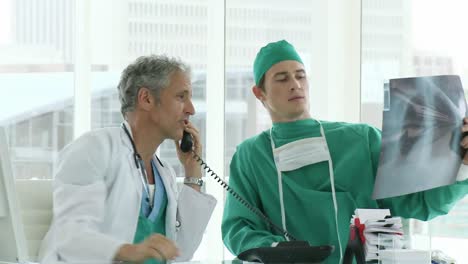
[373,75,468,199]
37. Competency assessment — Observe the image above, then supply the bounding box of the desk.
[0,261,248,264]
[177,261,246,264]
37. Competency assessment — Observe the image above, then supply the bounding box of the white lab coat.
[38,124,217,263]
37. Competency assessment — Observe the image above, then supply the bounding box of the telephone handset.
[180,131,193,153]
[180,131,334,263]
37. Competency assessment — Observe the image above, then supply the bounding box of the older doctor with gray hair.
[39,55,216,264]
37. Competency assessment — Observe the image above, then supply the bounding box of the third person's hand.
[461,117,468,164]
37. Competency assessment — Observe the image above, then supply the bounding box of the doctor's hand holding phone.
[175,121,203,191]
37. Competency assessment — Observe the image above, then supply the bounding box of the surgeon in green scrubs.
[221,40,468,264]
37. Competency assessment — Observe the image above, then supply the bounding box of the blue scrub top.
[134,159,168,264]
[140,159,167,220]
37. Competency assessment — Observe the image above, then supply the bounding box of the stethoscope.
[121,123,154,210]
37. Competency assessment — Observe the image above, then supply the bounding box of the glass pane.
[361,0,468,261]
[88,1,210,260]
[90,1,208,178]
[225,0,318,172]
[225,0,326,259]
[0,0,75,180]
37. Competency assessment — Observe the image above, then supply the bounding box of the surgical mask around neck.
[272,137,330,172]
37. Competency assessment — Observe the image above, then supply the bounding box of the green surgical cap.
[253,40,304,86]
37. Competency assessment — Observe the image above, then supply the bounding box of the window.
[0,0,75,180]
[7,0,462,262]
[361,0,468,261]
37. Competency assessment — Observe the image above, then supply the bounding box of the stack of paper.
[351,209,405,262]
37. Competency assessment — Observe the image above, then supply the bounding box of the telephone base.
[237,241,334,263]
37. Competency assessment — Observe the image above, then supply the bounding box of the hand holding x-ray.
[461,117,468,164]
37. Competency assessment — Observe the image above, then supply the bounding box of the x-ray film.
[373,75,468,199]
